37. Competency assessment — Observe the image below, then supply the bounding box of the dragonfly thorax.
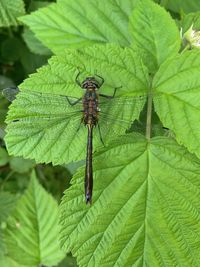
[82,88,99,127]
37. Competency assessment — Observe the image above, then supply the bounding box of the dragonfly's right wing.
[95,95,147,144]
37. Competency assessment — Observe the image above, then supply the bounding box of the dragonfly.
[2,74,163,204]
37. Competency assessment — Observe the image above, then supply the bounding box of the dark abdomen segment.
[82,89,99,126]
[85,124,93,204]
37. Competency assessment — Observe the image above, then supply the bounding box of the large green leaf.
[19,0,137,53]
[0,0,25,27]
[129,0,181,73]
[153,50,200,160]
[5,44,149,165]
[5,172,65,266]
[59,133,200,266]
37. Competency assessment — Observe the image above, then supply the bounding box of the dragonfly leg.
[99,86,122,99]
[95,74,104,87]
[76,118,84,132]
[75,69,82,87]
[66,97,82,106]
[97,123,105,146]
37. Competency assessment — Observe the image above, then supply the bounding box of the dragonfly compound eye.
[81,77,100,89]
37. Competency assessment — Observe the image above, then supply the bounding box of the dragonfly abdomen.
[82,89,99,126]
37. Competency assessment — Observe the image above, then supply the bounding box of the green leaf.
[181,11,200,33]
[0,192,16,222]
[28,0,50,12]
[0,191,16,260]
[129,0,181,73]
[163,0,200,14]
[0,0,25,27]
[1,37,23,62]
[19,0,137,53]
[0,75,14,90]
[9,157,35,173]
[59,133,200,266]
[22,28,52,56]
[0,229,6,258]
[0,147,9,166]
[5,172,65,266]
[0,227,5,258]
[58,255,77,267]
[5,44,149,165]
[153,50,200,160]
[0,256,34,267]
[20,46,49,75]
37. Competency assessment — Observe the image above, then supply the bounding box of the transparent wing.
[5,90,85,164]
[5,89,163,139]
[5,89,149,139]
[96,95,147,144]
[4,89,162,164]
[2,87,20,102]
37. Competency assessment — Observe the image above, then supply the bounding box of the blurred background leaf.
[0,0,25,27]
[5,172,65,266]
[161,0,200,14]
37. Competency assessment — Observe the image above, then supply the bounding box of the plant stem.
[180,43,190,54]
[145,91,153,140]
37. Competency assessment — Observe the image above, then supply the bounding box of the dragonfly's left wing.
[2,87,20,102]
[5,89,86,164]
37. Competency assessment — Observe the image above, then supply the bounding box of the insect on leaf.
[4,44,149,165]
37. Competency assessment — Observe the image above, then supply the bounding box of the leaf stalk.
[146,87,153,140]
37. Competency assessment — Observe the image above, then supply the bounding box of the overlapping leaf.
[22,28,52,56]
[5,44,149,165]
[59,133,200,266]
[153,50,200,159]
[129,0,181,73]
[163,0,200,14]
[5,172,64,266]
[19,0,137,53]
[0,147,9,166]
[181,11,200,33]
[0,0,25,27]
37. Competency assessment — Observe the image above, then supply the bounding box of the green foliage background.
[0,0,200,266]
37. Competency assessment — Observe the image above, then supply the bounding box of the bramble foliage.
[5,172,65,266]
[1,0,200,267]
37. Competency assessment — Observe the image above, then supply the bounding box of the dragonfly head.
[81,77,100,90]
